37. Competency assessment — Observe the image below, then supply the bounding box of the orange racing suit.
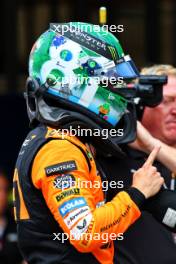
[13,125,143,264]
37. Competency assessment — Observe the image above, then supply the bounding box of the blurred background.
[0,0,175,263]
[1,0,176,176]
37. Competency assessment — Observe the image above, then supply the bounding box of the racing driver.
[13,22,163,264]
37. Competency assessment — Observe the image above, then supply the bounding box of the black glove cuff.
[126,187,146,210]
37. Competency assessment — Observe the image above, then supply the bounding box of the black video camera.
[135,75,168,107]
[109,75,168,143]
[114,75,167,107]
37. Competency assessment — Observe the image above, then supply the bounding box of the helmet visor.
[105,55,139,79]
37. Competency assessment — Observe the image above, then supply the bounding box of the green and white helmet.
[26,22,139,155]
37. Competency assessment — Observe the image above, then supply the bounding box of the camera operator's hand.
[129,121,159,154]
[132,147,164,199]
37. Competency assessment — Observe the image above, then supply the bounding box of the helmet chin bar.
[35,97,136,158]
[115,103,137,145]
[25,77,137,157]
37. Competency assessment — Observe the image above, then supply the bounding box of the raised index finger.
[143,146,161,168]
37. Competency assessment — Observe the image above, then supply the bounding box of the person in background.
[131,65,176,189]
[0,168,23,264]
[112,64,176,264]
[140,64,176,147]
